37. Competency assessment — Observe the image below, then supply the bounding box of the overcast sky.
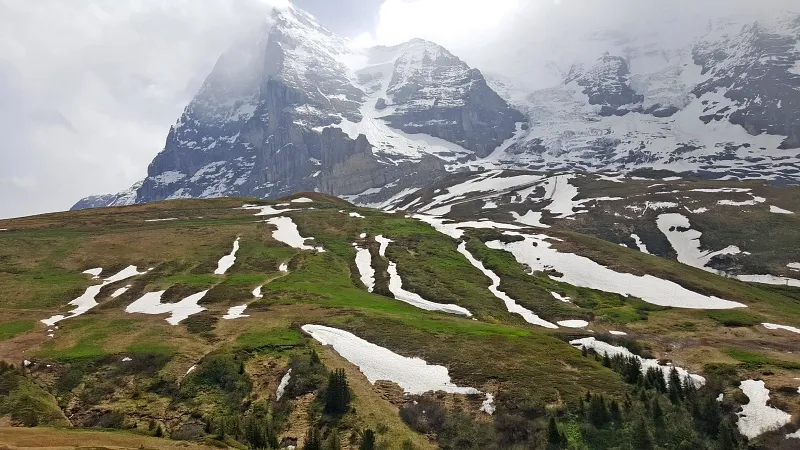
[1,0,799,219]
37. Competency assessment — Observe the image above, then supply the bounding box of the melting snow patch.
[737,380,791,439]
[291,197,314,203]
[110,285,131,298]
[122,357,132,362]
[375,235,392,257]
[608,331,627,336]
[252,286,263,298]
[83,268,103,279]
[185,365,197,377]
[223,305,249,320]
[349,212,365,218]
[736,275,800,288]
[762,323,800,334]
[243,204,299,216]
[414,215,521,239]
[387,262,472,316]
[769,206,794,214]
[483,201,498,210]
[718,196,766,206]
[458,243,556,328]
[125,290,207,325]
[302,325,481,396]
[359,233,367,239]
[542,175,584,218]
[510,211,550,228]
[480,393,496,415]
[214,238,240,275]
[551,292,571,303]
[657,214,740,271]
[42,266,147,326]
[571,338,705,387]
[276,369,292,401]
[354,246,376,292]
[630,234,651,254]
[279,263,289,273]
[788,263,800,271]
[266,217,325,252]
[487,233,746,309]
[558,320,589,328]
[144,218,178,222]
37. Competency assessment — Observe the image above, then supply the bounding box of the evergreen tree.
[359,429,376,450]
[716,420,741,450]
[304,427,322,450]
[602,352,611,368]
[630,417,654,450]
[651,398,665,430]
[324,432,341,450]
[547,417,564,448]
[243,415,278,450]
[324,369,351,415]
[668,367,684,403]
[588,394,611,428]
[610,399,623,424]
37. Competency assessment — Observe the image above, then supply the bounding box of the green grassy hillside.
[0,195,797,449]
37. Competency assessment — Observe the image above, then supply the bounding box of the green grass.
[725,348,800,371]
[707,310,763,327]
[236,328,304,351]
[0,319,35,340]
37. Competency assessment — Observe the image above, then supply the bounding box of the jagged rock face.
[566,54,644,117]
[74,7,521,209]
[692,17,800,149]
[375,40,524,158]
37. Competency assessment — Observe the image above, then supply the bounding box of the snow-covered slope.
[482,13,800,181]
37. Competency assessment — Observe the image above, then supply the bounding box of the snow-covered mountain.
[73,5,521,209]
[73,6,800,211]
[480,12,800,181]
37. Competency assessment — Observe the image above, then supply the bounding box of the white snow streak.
[276,369,292,401]
[457,242,556,328]
[762,323,800,334]
[558,320,589,328]
[769,205,794,215]
[630,234,651,254]
[214,237,240,275]
[354,246,376,292]
[223,305,249,320]
[656,213,740,271]
[510,211,550,228]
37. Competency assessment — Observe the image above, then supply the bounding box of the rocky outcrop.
[566,53,644,117]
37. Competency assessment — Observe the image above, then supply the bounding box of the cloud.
[0,0,285,219]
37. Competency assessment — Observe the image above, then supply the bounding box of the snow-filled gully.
[457,242,557,328]
[376,236,472,316]
[266,216,325,253]
[126,290,208,325]
[302,325,493,413]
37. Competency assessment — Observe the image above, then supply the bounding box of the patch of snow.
[480,393,496,415]
[487,233,746,309]
[542,174,583,218]
[375,235,392,257]
[291,197,314,203]
[737,275,800,288]
[558,320,589,328]
[83,268,103,279]
[214,237,240,275]
[571,337,705,387]
[457,242,557,328]
[276,369,292,401]
[125,290,208,325]
[110,285,131,298]
[279,263,289,272]
[302,325,481,396]
[354,246,376,292]
[737,380,791,439]
[609,331,627,336]
[185,365,196,377]
[359,233,367,239]
[223,305,249,320]
[663,176,682,181]
[657,214,740,271]
[770,205,794,214]
[418,170,544,214]
[762,323,800,334]
[788,263,800,270]
[787,429,800,439]
[551,292,571,303]
[387,262,472,316]
[42,266,147,326]
[718,196,766,206]
[483,201,498,210]
[349,212,365,218]
[242,204,299,216]
[252,286,263,298]
[122,357,132,362]
[690,207,709,214]
[266,217,325,252]
[510,211,550,228]
[414,215,521,239]
[144,218,178,222]
[630,234,651,254]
